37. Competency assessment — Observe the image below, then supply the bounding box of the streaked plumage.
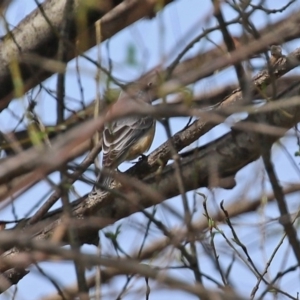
[92,84,155,192]
[102,114,155,168]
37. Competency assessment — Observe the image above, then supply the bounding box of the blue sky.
[1,0,300,299]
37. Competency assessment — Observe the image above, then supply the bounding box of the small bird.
[253,45,286,83]
[91,82,155,194]
[269,45,285,67]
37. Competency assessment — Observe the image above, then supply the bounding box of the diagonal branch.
[127,47,300,180]
[1,2,300,112]
[0,81,299,272]
[0,0,175,110]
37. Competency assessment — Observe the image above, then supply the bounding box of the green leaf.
[126,43,138,66]
[208,218,214,229]
[294,151,300,157]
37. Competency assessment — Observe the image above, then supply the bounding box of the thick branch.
[127,47,300,180]
[1,83,299,275]
[1,3,300,112]
[0,0,175,110]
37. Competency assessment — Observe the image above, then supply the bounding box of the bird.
[90,82,156,194]
[269,45,285,67]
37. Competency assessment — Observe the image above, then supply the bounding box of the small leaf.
[104,88,120,104]
[295,151,300,157]
[208,218,214,229]
[126,43,138,66]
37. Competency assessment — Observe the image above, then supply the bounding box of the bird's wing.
[102,115,154,168]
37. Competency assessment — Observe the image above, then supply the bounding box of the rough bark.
[0,0,175,110]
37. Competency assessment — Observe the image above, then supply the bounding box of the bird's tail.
[89,169,114,195]
[97,172,113,190]
[88,173,114,201]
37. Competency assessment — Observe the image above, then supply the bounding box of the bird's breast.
[125,124,156,161]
